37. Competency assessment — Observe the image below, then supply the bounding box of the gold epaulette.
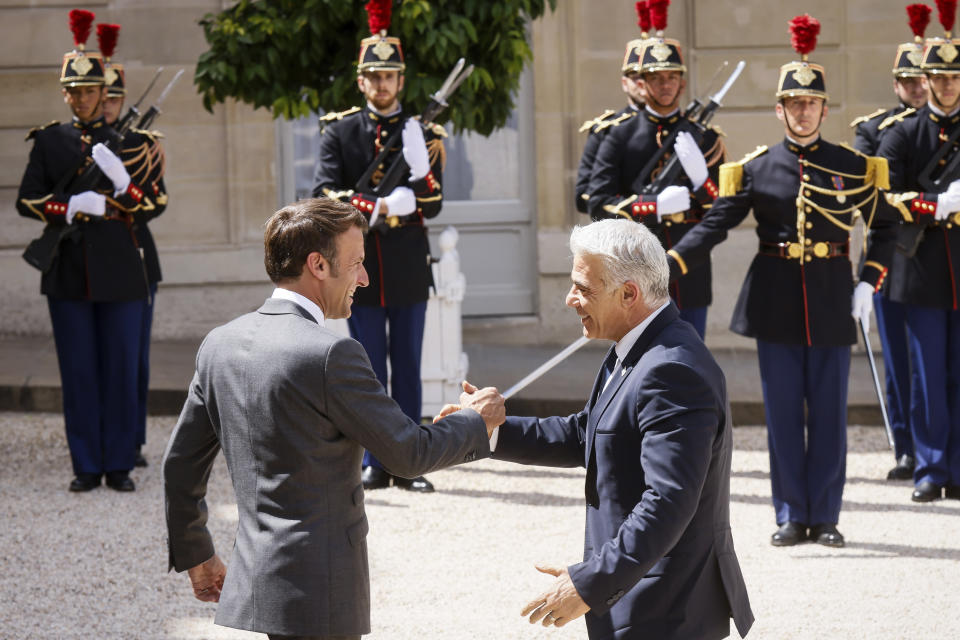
[425,121,448,138]
[878,107,916,131]
[319,106,361,123]
[594,110,636,132]
[838,142,866,157]
[708,124,726,137]
[579,109,616,133]
[866,156,890,190]
[836,143,891,190]
[25,120,59,141]
[131,127,165,141]
[719,145,767,197]
[849,108,887,129]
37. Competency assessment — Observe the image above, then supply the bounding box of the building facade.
[0,0,910,349]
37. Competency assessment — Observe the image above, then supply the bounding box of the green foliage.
[195,0,556,135]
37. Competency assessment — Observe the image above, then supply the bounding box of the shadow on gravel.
[731,470,770,481]
[795,540,960,561]
[440,487,582,506]
[731,492,960,516]
[450,466,584,480]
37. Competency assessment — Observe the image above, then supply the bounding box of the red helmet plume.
[636,2,651,33]
[907,4,933,39]
[936,0,957,33]
[69,9,95,49]
[648,0,669,33]
[789,14,820,59]
[96,23,120,60]
[365,0,392,36]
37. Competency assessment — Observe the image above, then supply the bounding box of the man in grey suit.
[446,220,753,639]
[163,198,504,640]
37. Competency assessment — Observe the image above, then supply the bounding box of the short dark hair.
[263,198,367,284]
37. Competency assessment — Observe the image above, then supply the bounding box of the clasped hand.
[433,380,505,437]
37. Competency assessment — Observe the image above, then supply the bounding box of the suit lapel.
[588,345,618,410]
[585,303,680,467]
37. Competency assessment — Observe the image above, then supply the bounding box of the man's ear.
[305,251,329,280]
[621,280,641,307]
[775,102,786,123]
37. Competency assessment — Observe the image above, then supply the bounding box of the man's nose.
[357,265,370,288]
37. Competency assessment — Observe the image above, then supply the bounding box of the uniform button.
[665,221,672,226]
[804,190,811,197]
[805,255,812,262]
[805,238,812,245]
[805,222,813,229]
[805,206,812,213]
[802,174,810,181]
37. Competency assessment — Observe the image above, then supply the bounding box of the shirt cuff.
[488,426,500,451]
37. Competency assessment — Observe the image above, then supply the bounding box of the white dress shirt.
[271,288,326,326]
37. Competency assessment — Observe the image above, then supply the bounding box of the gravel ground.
[0,412,958,639]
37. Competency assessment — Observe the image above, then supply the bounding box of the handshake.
[435,380,506,438]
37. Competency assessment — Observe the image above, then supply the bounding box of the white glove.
[655,185,691,220]
[851,281,875,334]
[66,191,106,224]
[935,179,960,221]
[92,143,131,194]
[402,120,431,180]
[374,186,416,227]
[674,131,708,190]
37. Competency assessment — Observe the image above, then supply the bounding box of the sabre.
[136,68,185,130]
[710,59,745,105]
[859,318,895,449]
[503,336,591,400]
[114,67,164,136]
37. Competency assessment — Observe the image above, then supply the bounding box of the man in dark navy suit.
[450,220,753,640]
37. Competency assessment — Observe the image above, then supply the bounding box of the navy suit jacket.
[494,303,753,639]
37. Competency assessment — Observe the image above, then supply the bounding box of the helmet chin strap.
[782,103,824,143]
[929,84,959,113]
[73,88,105,124]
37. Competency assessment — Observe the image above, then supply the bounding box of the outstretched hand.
[187,554,226,602]
[521,564,590,628]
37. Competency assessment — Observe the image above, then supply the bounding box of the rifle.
[632,60,745,197]
[59,69,182,198]
[354,58,474,201]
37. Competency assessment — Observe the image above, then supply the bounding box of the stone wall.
[0,1,913,345]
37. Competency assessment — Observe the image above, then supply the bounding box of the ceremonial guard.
[850,4,932,482]
[312,0,444,492]
[664,15,895,547]
[587,0,724,338]
[16,10,155,492]
[98,23,169,468]
[573,1,649,214]
[876,1,960,503]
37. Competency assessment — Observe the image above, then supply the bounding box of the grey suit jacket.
[163,298,490,637]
